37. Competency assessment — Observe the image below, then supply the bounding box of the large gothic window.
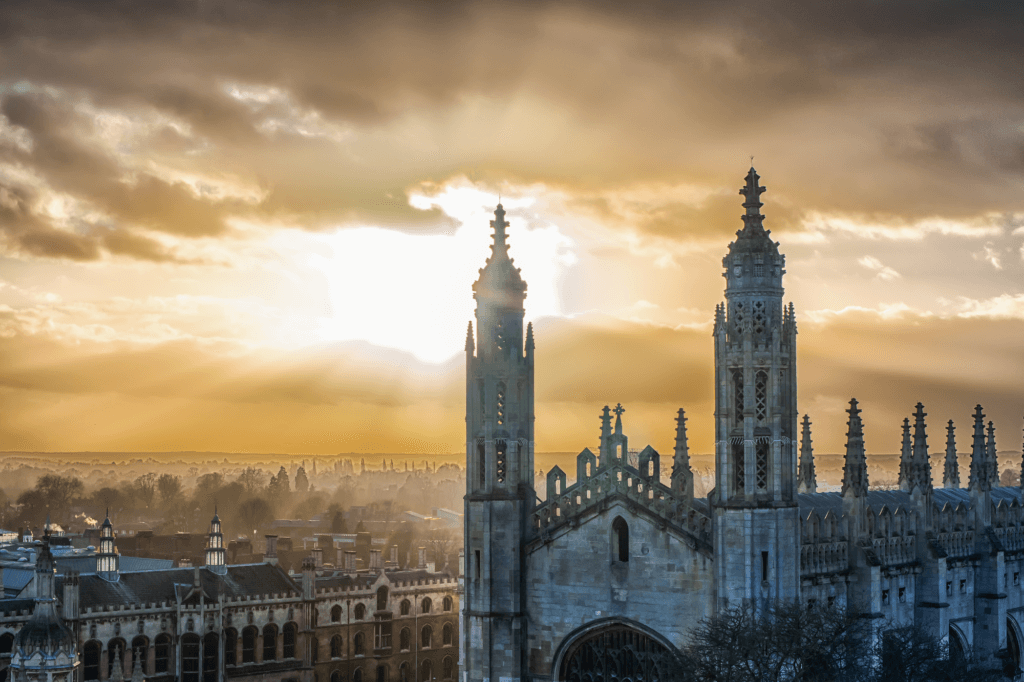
[283,622,297,659]
[558,624,680,682]
[181,634,200,682]
[202,632,219,682]
[83,641,101,681]
[154,634,171,674]
[242,626,257,663]
[754,371,767,424]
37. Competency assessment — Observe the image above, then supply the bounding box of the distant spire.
[738,166,767,234]
[898,417,912,491]
[798,415,817,494]
[969,405,992,493]
[987,421,999,489]
[910,402,933,492]
[842,399,868,498]
[525,321,534,352]
[599,406,612,465]
[465,321,474,352]
[671,408,694,498]
[944,420,960,488]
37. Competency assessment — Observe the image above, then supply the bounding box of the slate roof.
[797,486,1024,518]
[54,563,299,610]
[315,569,455,591]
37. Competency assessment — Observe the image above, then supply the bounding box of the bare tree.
[237,497,274,537]
[35,474,84,523]
[157,474,182,505]
[134,473,157,510]
[237,467,267,495]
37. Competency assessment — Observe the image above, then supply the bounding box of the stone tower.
[463,203,534,682]
[205,508,227,574]
[712,167,801,610]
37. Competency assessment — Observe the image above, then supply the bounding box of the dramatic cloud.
[0,0,1022,454]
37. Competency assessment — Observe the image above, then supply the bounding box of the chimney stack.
[312,547,323,568]
[264,535,278,565]
[344,551,357,571]
[370,549,382,570]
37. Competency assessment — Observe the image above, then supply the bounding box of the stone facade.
[462,170,1024,681]
[0,517,459,682]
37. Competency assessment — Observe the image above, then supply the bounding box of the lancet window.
[755,371,767,423]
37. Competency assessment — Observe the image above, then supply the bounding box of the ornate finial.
[944,419,960,488]
[613,403,625,418]
[842,398,868,498]
[739,166,767,230]
[490,203,508,254]
[798,414,817,494]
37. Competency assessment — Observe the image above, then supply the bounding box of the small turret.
[797,414,817,494]
[205,507,226,575]
[671,408,694,499]
[96,511,119,582]
[944,420,960,488]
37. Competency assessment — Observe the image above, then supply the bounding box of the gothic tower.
[205,508,227,574]
[96,512,119,582]
[463,204,534,682]
[712,167,801,609]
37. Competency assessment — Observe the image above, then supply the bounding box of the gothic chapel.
[461,169,1024,681]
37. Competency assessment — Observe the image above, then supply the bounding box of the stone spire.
[798,414,817,494]
[599,405,612,465]
[739,166,767,235]
[465,321,474,352]
[842,399,868,498]
[969,405,994,493]
[944,420,960,488]
[671,408,694,498]
[898,417,912,491]
[525,321,534,352]
[987,421,999,487]
[910,403,933,492]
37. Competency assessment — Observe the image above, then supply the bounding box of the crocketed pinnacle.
[525,321,534,351]
[842,398,868,497]
[798,414,817,494]
[465,321,474,352]
[472,203,526,306]
[969,405,995,493]
[727,167,780,258]
[898,417,912,491]
[944,420,960,488]
[671,408,694,498]
[910,402,933,493]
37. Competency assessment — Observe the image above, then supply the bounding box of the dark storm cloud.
[1,0,1023,257]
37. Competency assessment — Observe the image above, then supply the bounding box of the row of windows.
[327,657,455,682]
[329,596,453,622]
[82,635,173,681]
[328,623,455,657]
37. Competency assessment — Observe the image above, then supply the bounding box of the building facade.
[462,169,1024,681]
[0,515,459,682]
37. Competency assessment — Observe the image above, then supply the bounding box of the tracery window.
[181,634,200,682]
[495,440,507,484]
[496,382,506,426]
[283,622,297,659]
[753,300,766,336]
[558,625,678,682]
[733,442,745,494]
[202,632,219,682]
[154,634,171,674]
[732,370,744,422]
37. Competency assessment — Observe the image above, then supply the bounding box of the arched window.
[283,622,297,659]
[202,632,219,682]
[131,636,148,675]
[400,600,411,616]
[83,640,101,681]
[421,598,431,614]
[262,624,277,661]
[612,517,629,563]
[354,669,363,682]
[420,660,432,682]
[331,672,343,682]
[1008,618,1021,672]
[107,639,127,680]
[377,665,389,682]
[354,632,365,657]
[242,626,258,663]
[180,634,200,682]
[399,628,411,652]
[421,625,432,649]
[399,663,410,682]
[732,441,745,493]
[0,633,13,656]
[754,370,768,423]
[442,596,453,612]
[377,586,389,612]
[355,604,366,620]
[442,623,453,647]
[154,634,171,674]
[443,657,454,680]
[732,369,744,424]
[331,605,342,622]
[331,635,343,659]
[311,637,319,664]
[224,628,238,666]
[755,440,769,491]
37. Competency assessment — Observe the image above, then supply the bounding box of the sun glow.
[313,184,576,363]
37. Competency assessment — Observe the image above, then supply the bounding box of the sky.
[0,0,1023,459]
